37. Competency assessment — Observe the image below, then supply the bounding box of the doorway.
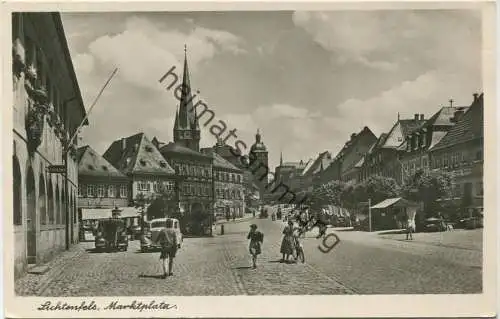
[26,166,36,264]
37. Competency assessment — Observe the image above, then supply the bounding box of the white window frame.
[120,185,127,198]
[108,185,115,198]
[97,184,105,198]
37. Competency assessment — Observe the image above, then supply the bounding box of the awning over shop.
[81,207,140,220]
[370,197,419,209]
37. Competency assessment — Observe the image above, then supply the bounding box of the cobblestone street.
[15,218,482,296]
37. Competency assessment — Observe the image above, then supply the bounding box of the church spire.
[173,45,201,151]
[280,151,283,166]
[178,44,196,129]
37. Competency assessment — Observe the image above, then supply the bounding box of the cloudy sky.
[62,9,482,171]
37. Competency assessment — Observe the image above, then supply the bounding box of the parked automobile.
[140,218,183,252]
[94,218,128,252]
[423,217,446,232]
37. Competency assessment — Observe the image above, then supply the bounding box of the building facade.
[77,146,129,209]
[399,105,469,183]
[159,142,214,235]
[429,93,484,215]
[12,13,86,278]
[360,116,427,184]
[337,127,378,183]
[103,133,177,221]
[202,149,245,219]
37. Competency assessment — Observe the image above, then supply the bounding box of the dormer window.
[159,161,167,168]
[87,164,94,170]
[102,166,108,171]
[140,159,146,166]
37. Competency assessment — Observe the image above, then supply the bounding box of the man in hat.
[247,224,264,269]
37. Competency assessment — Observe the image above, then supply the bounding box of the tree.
[309,180,346,210]
[146,186,178,220]
[346,176,401,206]
[402,170,452,216]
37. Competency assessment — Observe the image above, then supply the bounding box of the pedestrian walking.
[247,224,264,269]
[406,218,415,240]
[280,221,294,262]
[156,220,178,278]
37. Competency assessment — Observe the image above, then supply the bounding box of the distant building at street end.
[429,93,484,215]
[103,133,177,216]
[201,148,245,219]
[274,152,310,192]
[12,12,87,278]
[249,129,270,200]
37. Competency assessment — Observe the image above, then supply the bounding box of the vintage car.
[140,218,183,252]
[94,218,129,252]
[423,217,446,232]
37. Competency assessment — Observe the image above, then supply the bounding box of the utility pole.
[368,198,372,232]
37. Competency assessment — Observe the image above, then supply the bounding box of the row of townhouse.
[278,93,483,218]
[313,93,483,214]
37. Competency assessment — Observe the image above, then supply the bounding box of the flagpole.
[63,67,118,250]
[67,68,118,149]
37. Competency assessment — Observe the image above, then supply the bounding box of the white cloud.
[293,10,481,73]
[84,16,245,92]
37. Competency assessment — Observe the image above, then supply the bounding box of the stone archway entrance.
[26,166,36,264]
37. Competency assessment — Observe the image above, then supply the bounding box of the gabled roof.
[103,133,175,176]
[303,151,332,176]
[399,119,426,136]
[382,119,425,149]
[160,142,212,159]
[334,126,377,159]
[77,145,127,179]
[426,106,469,127]
[431,94,484,151]
[201,148,241,172]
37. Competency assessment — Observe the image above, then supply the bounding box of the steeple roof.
[175,46,199,131]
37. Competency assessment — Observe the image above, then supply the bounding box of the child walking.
[247,224,264,269]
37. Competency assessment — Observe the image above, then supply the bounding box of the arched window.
[55,184,60,224]
[38,174,47,225]
[47,179,55,224]
[61,189,66,224]
[13,156,22,225]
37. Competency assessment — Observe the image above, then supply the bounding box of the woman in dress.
[247,224,263,269]
[280,221,295,262]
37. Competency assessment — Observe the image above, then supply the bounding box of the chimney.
[414,114,419,121]
[473,93,479,102]
[420,114,424,121]
[351,133,356,140]
[121,138,127,151]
